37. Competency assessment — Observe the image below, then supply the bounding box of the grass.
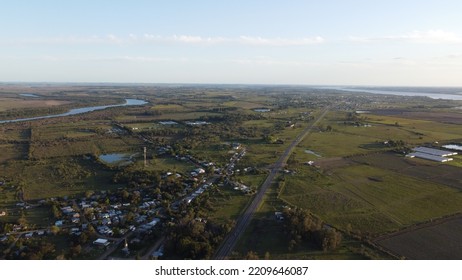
[0,144,28,163]
[0,97,70,111]
[234,174,267,190]
[144,157,197,175]
[280,163,462,235]
[208,186,253,223]
[376,216,462,259]
[0,157,120,200]
[234,174,374,260]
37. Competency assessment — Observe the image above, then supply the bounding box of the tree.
[50,225,60,235]
[316,228,342,251]
[244,251,260,260]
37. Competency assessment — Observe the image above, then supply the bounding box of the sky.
[1,0,462,86]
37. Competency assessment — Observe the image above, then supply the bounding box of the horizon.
[1,81,462,89]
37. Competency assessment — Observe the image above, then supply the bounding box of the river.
[0,98,148,124]
[318,87,462,101]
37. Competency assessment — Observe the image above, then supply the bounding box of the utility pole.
[144,147,147,167]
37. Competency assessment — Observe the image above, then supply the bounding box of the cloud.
[349,29,462,44]
[387,30,462,44]
[0,34,324,47]
[237,36,324,46]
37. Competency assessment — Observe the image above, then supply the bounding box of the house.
[61,206,74,215]
[93,238,110,247]
[194,168,205,174]
[232,143,242,150]
[275,212,284,221]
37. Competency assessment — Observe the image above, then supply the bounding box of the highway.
[214,106,330,259]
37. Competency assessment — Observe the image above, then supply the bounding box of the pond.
[98,153,134,166]
[254,108,271,112]
[20,93,40,98]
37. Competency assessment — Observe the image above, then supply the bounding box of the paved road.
[214,107,330,259]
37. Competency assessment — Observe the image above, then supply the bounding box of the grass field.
[209,186,253,224]
[376,216,462,259]
[0,157,120,200]
[0,98,71,111]
[2,85,462,259]
[280,160,462,235]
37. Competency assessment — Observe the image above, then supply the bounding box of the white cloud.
[237,36,324,46]
[349,29,462,44]
[387,30,462,44]
[0,34,324,47]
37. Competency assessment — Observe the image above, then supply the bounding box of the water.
[442,144,462,151]
[99,153,128,164]
[254,108,271,112]
[20,93,40,98]
[0,98,148,124]
[319,86,462,101]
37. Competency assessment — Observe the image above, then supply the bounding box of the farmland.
[1,84,462,259]
[375,215,462,259]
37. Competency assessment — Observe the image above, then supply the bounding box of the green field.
[2,85,462,259]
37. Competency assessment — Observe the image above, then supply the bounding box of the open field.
[375,215,462,259]
[0,98,71,111]
[370,109,462,124]
[282,156,462,235]
[209,186,253,224]
[2,84,462,259]
[0,157,120,200]
[350,153,462,191]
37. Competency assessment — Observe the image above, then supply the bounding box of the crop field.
[0,97,71,111]
[0,144,28,163]
[2,85,462,260]
[350,153,462,191]
[281,156,462,235]
[375,216,462,259]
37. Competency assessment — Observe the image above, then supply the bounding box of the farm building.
[412,147,457,157]
[406,146,457,162]
[406,152,453,162]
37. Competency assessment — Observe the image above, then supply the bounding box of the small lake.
[20,93,40,98]
[0,98,148,124]
[254,108,271,112]
[98,153,136,166]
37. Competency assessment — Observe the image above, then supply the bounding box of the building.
[93,238,110,247]
[407,146,457,162]
[406,152,453,162]
[412,147,457,157]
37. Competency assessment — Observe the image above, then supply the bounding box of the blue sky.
[1,0,462,85]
